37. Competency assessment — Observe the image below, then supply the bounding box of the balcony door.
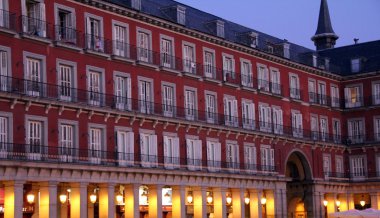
[27,121,42,160]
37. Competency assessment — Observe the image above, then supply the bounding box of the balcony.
[289,88,302,100]
[54,25,83,49]
[345,96,363,108]
[84,34,112,57]
[0,75,345,145]
[0,142,277,175]
[20,15,52,42]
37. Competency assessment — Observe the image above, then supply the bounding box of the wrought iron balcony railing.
[0,9,16,31]
[20,15,52,39]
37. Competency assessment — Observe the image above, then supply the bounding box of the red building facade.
[0,0,379,217]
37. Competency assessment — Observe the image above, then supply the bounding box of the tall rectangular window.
[0,50,8,91]
[323,155,331,176]
[332,119,341,143]
[116,130,134,166]
[335,156,344,177]
[292,111,303,138]
[186,139,202,170]
[374,118,380,141]
[206,94,216,123]
[59,124,74,162]
[137,30,151,63]
[241,61,252,87]
[226,143,239,170]
[272,107,283,134]
[139,80,152,114]
[207,141,221,172]
[160,38,173,68]
[345,86,362,108]
[27,120,43,160]
[140,133,157,168]
[351,58,360,73]
[113,24,128,57]
[259,105,271,132]
[162,85,175,117]
[320,117,328,141]
[89,127,102,164]
[350,156,365,178]
[163,135,180,169]
[183,44,195,74]
[86,16,103,52]
[258,66,269,92]
[242,101,255,130]
[318,82,327,105]
[308,80,316,103]
[270,69,281,94]
[244,145,256,172]
[23,0,46,37]
[260,145,274,171]
[115,75,131,110]
[185,89,196,120]
[176,6,186,25]
[222,55,234,81]
[0,116,9,157]
[56,6,76,43]
[310,115,319,140]
[290,74,300,99]
[223,97,238,127]
[26,57,42,96]
[204,50,215,78]
[372,82,380,105]
[59,64,73,101]
[331,85,340,107]
[348,119,364,144]
[87,71,101,106]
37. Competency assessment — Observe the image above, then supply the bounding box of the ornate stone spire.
[312,0,339,50]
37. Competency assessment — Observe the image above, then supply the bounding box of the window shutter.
[196,140,202,160]
[139,134,145,155]
[223,98,227,116]
[21,0,27,31]
[186,139,192,159]
[163,136,169,159]
[149,135,157,156]
[260,148,266,166]
[0,117,8,143]
[206,141,212,161]
[173,137,180,165]
[266,107,272,124]
[270,149,274,167]
[126,132,134,158]
[233,100,238,124]
[39,3,46,37]
[215,142,221,162]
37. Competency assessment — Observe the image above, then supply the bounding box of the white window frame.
[226,141,239,171]
[184,86,197,121]
[292,110,303,138]
[139,129,157,168]
[323,154,331,177]
[244,143,257,172]
[57,59,77,102]
[206,139,221,172]
[374,116,380,141]
[222,53,235,82]
[54,3,76,42]
[320,116,329,141]
[0,112,13,158]
[186,136,202,171]
[136,27,152,63]
[88,124,106,164]
[259,103,271,132]
[260,144,274,172]
[272,106,283,134]
[344,84,363,108]
[163,133,180,169]
[257,64,269,92]
[176,6,186,25]
[114,71,132,111]
[289,73,300,99]
[372,81,380,105]
[25,115,47,161]
[182,41,196,74]
[351,58,360,73]
[242,99,255,130]
[240,58,253,87]
[203,47,215,78]
[21,0,46,37]
[115,127,134,166]
[330,84,340,107]
[347,118,365,144]
[162,82,176,117]
[223,95,238,127]
[350,155,366,179]
[23,51,46,96]
[112,20,130,58]
[0,45,11,92]
[270,67,281,94]
[215,20,224,38]
[308,79,317,103]
[58,119,78,163]
[332,118,341,143]
[205,91,217,124]
[138,76,154,114]
[86,65,105,106]
[84,13,104,52]
[160,35,175,68]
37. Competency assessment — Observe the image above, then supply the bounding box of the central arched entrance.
[285,150,314,218]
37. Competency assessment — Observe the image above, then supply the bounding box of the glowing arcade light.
[261,197,267,205]
[187,192,193,204]
[244,196,250,205]
[26,193,35,204]
[90,193,97,204]
[323,200,328,207]
[163,191,171,204]
[226,194,232,205]
[206,192,213,204]
[116,193,124,205]
[59,194,68,204]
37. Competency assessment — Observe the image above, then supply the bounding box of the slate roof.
[105,0,380,76]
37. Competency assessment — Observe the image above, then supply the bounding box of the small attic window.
[216,20,224,38]
[131,0,141,11]
[176,6,186,25]
[283,43,290,59]
[267,45,273,54]
[249,32,258,48]
[351,58,360,73]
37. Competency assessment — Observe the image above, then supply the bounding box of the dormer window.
[351,58,360,73]
[249,32,258,48]
[267,45,273,54]
[283,43,290,59]
[176,6,186,25]
[216,20,224,38]
[312,55,317,67]
[131,0,141,11]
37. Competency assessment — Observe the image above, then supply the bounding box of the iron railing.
[0,9,16,31]
[20,15,52,39]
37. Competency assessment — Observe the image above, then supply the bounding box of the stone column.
[99,183,115,218]
[266,190,275,217]
[213,188,227,218]
[70,182,88,218]
[4,181,24,218]
[39,181,58,218]
[172,186,186,218]
[232,188,245,218]
[193,187,207,218]
[148,184,163,218]
[311,191,322,218]
[249,189,262,218]
[125,184,140,218]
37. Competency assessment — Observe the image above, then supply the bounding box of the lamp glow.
[90,193,97,204]
[26,193,35,204]
[360,200,365,207]
[206,193,213,204]
[187,192,193,204]
[323,200,328,207]
[226,194,232,205]
[336,200,341,207]
[116,194,123,204]
[59,194,68,204]
[244,196,250,205]
[261,197,267,205]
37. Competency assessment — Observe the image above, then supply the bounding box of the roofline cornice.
[74,0,343,81]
